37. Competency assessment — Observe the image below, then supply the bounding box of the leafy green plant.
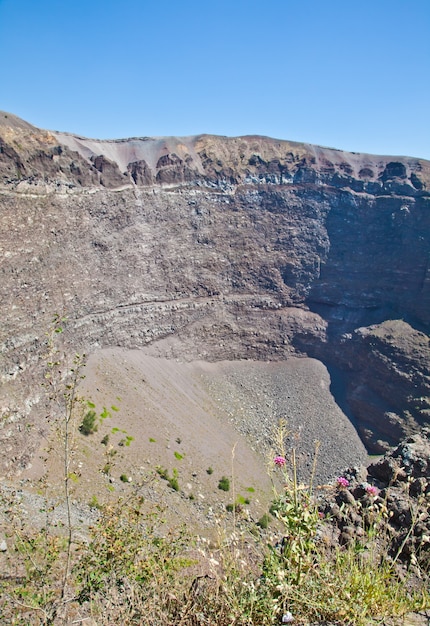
[68,472,79,483]
[156,466,168,480]
[89,495,102,510]
[112,427,126,434]
[218,476,230,492]
[168,469,179,492]
[118,434,134,447]
[156,466,180,491]
[79,409,98,436]
[264,423,321,587]
[226,502,243,513]
[174,451,183,460]
[257,513,270,529]
[206,466,214,475]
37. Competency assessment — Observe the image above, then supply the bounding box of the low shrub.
[257,513,270,529]
[79,410,98,435]
[156,466,180,491]
[218,476,230,491]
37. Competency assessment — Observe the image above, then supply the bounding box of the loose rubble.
[320,428,430,571]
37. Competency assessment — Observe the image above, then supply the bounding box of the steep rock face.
[331,322,430,452]
[308,192,430,327]
[0,111,429,472]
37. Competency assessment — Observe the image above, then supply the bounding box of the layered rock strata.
[0,111,429,475]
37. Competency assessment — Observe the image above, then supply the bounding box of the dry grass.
[1,463,428,626]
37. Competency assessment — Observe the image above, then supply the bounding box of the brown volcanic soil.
[18,349,368,533]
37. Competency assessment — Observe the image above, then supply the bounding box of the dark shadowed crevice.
[324,363,357,430]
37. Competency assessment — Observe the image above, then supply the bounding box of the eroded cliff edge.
[0,111,429,474]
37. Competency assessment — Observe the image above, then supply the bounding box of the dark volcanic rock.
[155,152,200,184]
[127,159,154,186]
[90,154,128,188]
[0,110,429,476]
[344,322,430,451]
[307,193,430,326]
[301,320,430,453]
[322,429,430,571]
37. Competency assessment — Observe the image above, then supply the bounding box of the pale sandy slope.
[23,349,368,531]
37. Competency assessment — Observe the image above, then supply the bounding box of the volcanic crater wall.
[0,111,429,472]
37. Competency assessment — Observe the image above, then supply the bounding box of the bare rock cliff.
[0,111,429,471]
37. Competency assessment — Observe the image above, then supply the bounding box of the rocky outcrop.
[0,114,101,187]
[340,322,430,452]
[321,428,430,571]
[0,111,429,475]
[127,159,154,186]
[90,154,128,188]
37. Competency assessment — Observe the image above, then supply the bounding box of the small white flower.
[282,612,294,623]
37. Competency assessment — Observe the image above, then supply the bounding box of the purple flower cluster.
[336,476,349,488]
[366,484,379,497]
[274,455,286,467]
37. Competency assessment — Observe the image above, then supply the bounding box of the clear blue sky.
[1,0,429,159]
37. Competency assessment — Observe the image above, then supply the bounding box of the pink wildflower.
[274,455,286,467]
[336,476,349,488]
[366,485,379,497]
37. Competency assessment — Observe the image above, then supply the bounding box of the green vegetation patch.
[218,476,230,492]
[156,466,180,491]
[100,407,111,420]
[79,410,98,436]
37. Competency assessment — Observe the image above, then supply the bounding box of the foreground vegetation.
[1,447,428,625]
[1,322,428,624]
